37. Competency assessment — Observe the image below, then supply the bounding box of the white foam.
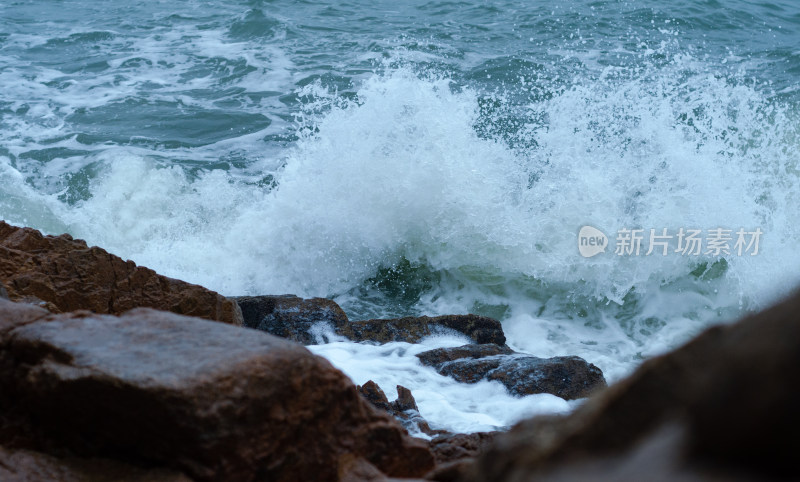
[308,334,572,434]
[2,48,800,428]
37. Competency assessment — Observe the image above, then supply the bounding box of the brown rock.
[340,314,506,345]
[337,453,389,482]
[357,380,393,412]
[457,289,800,481]
[232,296,506,349]
[235,294,349,344]
[393,385,419,413]
[425,432,500,482]
[0,302,434,481]
[357,380,446,438]
[416,344,514,365]
[429,432,498,466]
[486,356,607,400]
[417,345,606,400]
[0,298,48,336]
[0,446,191,482]
[0,221,242,325]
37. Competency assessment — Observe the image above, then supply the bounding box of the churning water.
[2,0,799,433]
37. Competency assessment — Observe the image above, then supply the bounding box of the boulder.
[429,432,498,466]
[233,298,507,347]
[0,222,242,325]
[416,344,514,365]
[417,345,606,400]
[235,294,348,344]
[454,290,800,481]
[340,314,506,345]
[0,299,434,481]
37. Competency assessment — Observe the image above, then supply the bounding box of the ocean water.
[2,0,799,434]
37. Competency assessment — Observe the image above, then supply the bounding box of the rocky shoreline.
[0,221,797,480]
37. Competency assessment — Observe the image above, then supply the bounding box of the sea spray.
[1,0,799,433]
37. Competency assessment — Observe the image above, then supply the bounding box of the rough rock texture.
[0,299,434,481]
[0,446,191,482]
[424,433,501,482]
[429,432,498,466]
[357,380,446,438]
[394,385,420,413]
[355,380,495,472]
[235,294,349,344]
[341,314,506,345]
[428,432,500,481]
[453,290,800,482]
[417,345,606,400]
[416,344,514,365]
[0,296,49,336]
[232,296,507,348]
[358,380,394,412]
[0,222,242,325]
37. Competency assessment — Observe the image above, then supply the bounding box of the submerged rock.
[0,222,242,325]
[0,299,434,481]
[416,343,514,365]
[417,344,606,400]
[451,290,800,482]
[341,314,506,345]
[235,294,349,344]
[235,295,508,348]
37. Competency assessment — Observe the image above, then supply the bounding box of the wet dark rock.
[393,385,419,413]
[0,222,242,325]
[487,356,607,400]
[341,314,506,345]
[0,296,49,337]
[0,446,191,482]
[429,432,499,466]
[235,294,349,344]
[357,380,393,412]
[0,299,434,481]
[357,380,447,439]
[416,344,514,365]
[233,297,507,349]
[356,381,454,439]
[424,432,501,482]
[12,295,59,313]
[438,357,504,384]
[417,345,606,400]
[453,290,800,482]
